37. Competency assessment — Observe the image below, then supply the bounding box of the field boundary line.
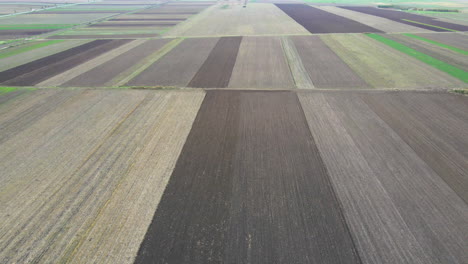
[280,36,314,89]
[402,33,468,55]
[110,38,184,87]
[401,19,458,32]
[367,33,468,83]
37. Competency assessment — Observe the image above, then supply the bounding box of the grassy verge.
[402,33,468,55]
[367,33,468,83]
[0,39,21,45]
[401,19,457,31]
[452,89,468,95]
[0,86,17,95]
[0,40,64,59]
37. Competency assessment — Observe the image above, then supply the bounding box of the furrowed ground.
[0,0,467,263]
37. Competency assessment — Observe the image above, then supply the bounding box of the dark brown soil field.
[299,90,468,264]
[292,36,369,88]
[341,6,468,32]
[0,90,74,145]
[187,37,242,88]
[275,4,383,33]
[135,90,360,264]
[1,89,467,263]
[128,38,219,87]
[63,39,171,87]
[0,40,108,83]
[1,39,130,86]
[362,92,468,204]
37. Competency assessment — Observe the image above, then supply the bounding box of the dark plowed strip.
[188,37,241,88]
[362,92,468,204]
[63,39,171,87]
[340,6,468,32]
[292,36,369,88]
[48,34,157,39]
[276,4,382,33]
[0,40,109,83]
[3,39,131,86]
[109,18,186,21]
[135,90,360,264]
[89,23,178,27]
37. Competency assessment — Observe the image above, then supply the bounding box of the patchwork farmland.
[1,0,468,263]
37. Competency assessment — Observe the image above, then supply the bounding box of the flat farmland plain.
[298,90,468,264]
[38,39,148,87]
[135,90,360,264]
[187,36,242,88]
[0,89,204,263]
[128,37,219,87]
[165,3,310,37]
[62,39,171,87]
[47,2,214,39]
[416,32,468,50]
[1,2,468,263]
[1,39,131,86]
[291,35,368,88]
[341,6,468,32]
[0,13,116,25]
[0,39,90,72]
[384,33,468,71]
[228,36,294,89]
[276,4,382,34]
[322,34,464,88]
[1,89,467,263]
[315,6,433,33]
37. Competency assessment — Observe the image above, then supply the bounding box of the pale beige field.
[0,89,204,264]
[165,3,310,37]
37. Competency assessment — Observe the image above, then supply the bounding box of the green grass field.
[0,86,17,94]
[367,33,468,83]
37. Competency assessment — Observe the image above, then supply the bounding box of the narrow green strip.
[0,40,64,59]
[367,33,468,82]
[403,33,468,55]
[401,19,457,32]
[0,87,17,95]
